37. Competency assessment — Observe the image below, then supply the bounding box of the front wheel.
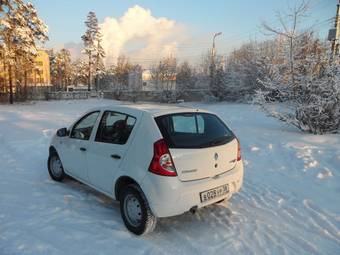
[47,152,66,182]
[119,184,157,235]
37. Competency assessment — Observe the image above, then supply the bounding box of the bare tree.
[262,0,310,87]
[114,55,132,90]
[151,56,177,98]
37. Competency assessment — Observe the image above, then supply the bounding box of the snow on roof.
[89,103,211,116]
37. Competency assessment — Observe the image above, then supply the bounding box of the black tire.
[119,184,157,235]
[47,151,66,182]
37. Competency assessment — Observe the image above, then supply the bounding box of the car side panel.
[112,112,163,200]
[86,110,142,194]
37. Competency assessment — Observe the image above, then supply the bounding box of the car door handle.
[111,154,121,159]
[80,147,87,152]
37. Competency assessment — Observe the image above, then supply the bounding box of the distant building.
[128,68,143,91]
[0,49,51,92]
[141,69,176,91]
[141,70,157,91]
[28,50,51,86]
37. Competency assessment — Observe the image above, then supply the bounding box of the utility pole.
[330,0,340,55]
[209,32,222,92]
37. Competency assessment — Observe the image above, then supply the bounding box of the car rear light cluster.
[237,138,242,161]
[149,139,177,176]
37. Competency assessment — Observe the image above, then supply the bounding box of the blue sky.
[30,0,337,64]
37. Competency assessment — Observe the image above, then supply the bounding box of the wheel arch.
[49,145,58,155]
[114,176,141,201]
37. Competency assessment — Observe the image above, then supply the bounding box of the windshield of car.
[155,112,235,149]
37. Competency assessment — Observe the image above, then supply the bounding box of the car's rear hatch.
[155,112,237,182]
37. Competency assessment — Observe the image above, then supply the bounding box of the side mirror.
[56,127,68,137]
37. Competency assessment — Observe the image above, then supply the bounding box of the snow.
[0,99,339,255]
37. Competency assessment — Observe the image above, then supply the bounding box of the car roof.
[88,102,212,117]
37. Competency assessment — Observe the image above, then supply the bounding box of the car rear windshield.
[155,112,235,149]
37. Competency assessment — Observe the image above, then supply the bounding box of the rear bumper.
[141,160,244,218]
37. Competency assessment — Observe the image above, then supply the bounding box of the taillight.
[237,139,242,161]
[149,139,177,176]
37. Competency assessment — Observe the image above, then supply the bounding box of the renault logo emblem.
[214,153,218,160]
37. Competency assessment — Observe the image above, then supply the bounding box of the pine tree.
[174,61,195,100]
[81,11,105,91]
[94,27,105,90]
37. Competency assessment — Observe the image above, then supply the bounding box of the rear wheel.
[119,184,157,235]
[48,152,65,182]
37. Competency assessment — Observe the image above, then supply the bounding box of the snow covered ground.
[0,99,339,255]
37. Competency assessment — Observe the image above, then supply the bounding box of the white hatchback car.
[48,104,244,235]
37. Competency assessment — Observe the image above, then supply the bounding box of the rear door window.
[155,113,234,148]
[95,111,136,145]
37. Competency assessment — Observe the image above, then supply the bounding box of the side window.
[95,111,136,145]
[70,111,100,140]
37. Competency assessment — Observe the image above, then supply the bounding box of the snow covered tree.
[175,61,196,99]
[81,11,105,91]
[255,37,340,134]
[253,0,340,134]
[99,64,115,90]
[71,59,89,86]
[93,28,105,90]
[0,0,48,103]
[50,49,72,90]
[217,40,279,101]
[114,55,132,90]
[261,0,309,90]
[211,66,228,101]
[151,56,177,101]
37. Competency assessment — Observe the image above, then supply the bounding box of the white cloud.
[100,5,186,66]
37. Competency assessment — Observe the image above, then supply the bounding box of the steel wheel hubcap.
[50,156,63,177]
[124,194,142,227]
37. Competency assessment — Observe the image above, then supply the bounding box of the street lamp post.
[210,32,222,93]
[212,32,222,58]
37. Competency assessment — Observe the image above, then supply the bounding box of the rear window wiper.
[197,136,230,148]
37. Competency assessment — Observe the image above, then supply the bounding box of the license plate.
[200,184,229,203]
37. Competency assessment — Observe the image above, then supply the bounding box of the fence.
[46,91,101,100]
[1,88,247,104]
[103,89,213,103]
[0,88,102,103]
